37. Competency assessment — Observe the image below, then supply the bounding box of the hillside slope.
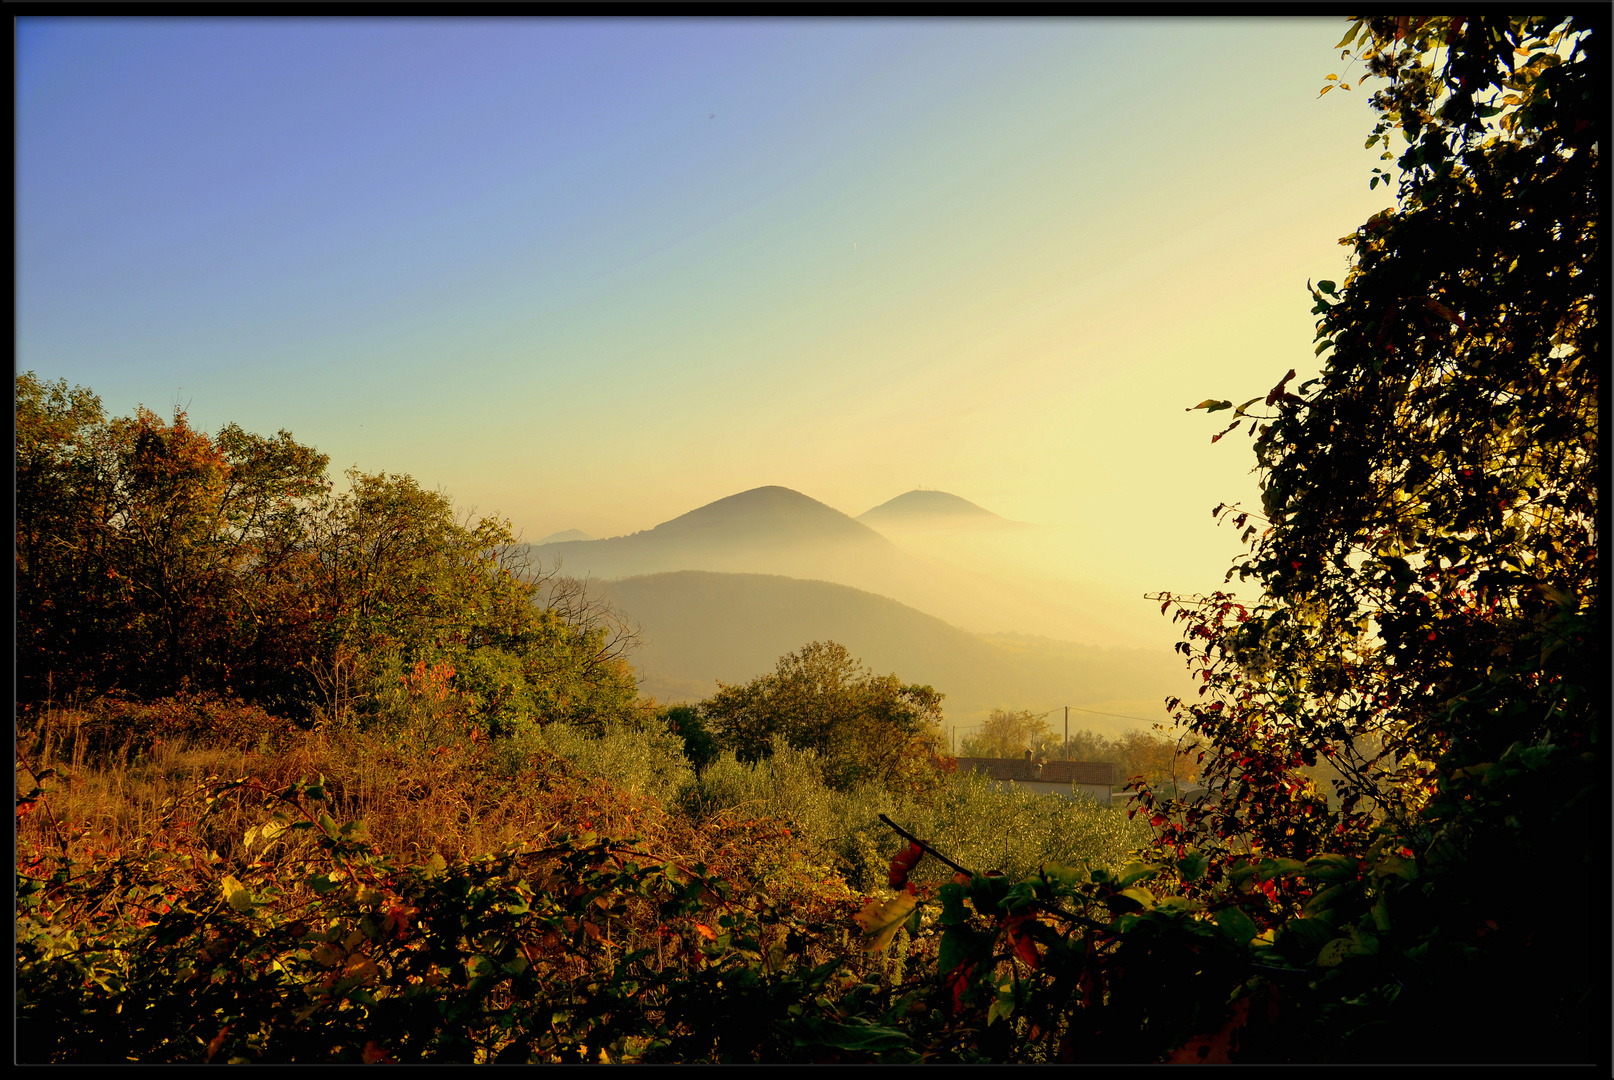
[598,571,1189,735]
[532,486,1168,647]
[858,489,1019,529]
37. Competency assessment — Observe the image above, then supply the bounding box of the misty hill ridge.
[860,489,998,523]
[530,486,901,583]
[642,486,885,547]
[859,489,1026,529]
[529,484,1156,646]
[598,571,1186,731]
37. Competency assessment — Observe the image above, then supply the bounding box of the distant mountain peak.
[538,528,593,544]
[858,489,1004,524]
[650,486,879,542]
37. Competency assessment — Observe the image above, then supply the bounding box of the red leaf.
[888,841,926,889]
[1003,913,1042,969]
[1166,995,1252,1063]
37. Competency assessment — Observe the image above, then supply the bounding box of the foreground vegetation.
[15,15,1599,1063]
[17,696,1149,1063]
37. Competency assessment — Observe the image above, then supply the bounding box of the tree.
[279,467,641,735]
[14,377,642,734]
[15,374,329,709]
[699,641,945,793]
[1148,14,1599,1060]
[846,18,1599,1064]
[958,708,1052,759]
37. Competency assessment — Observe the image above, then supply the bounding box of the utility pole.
[1064,706,1069,760]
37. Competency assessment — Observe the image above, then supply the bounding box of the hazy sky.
[18,17,1390,609]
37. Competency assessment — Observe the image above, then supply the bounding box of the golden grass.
[16,702,849,923]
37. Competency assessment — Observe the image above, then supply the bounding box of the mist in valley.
[528,485,1201,740]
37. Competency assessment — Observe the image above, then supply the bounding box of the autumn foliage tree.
[15,375,639,732]
[957,708,1052,759]
[844,14,1598,1065]
[699,641,946,794]
[1144,13,1600,1060]
[16,375,329,711]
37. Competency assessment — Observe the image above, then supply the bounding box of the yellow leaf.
[1319,84,1334,97]
[244,819,287,855]
[854,891,917,953]
[221,874,254,914]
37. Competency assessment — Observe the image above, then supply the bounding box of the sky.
[17,17,1392,624]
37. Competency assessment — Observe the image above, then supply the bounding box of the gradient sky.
[18,17,1391,620]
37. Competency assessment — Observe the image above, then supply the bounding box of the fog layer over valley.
[529,486,1195,734]
[600,571,1187,739]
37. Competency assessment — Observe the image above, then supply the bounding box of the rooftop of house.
[952,757,1117,786]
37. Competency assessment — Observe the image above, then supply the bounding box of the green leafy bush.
[533,721,696,807]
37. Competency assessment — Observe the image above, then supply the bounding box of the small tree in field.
[958,708,1053,759]
[700,641,946,794]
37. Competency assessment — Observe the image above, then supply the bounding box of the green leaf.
[1155,895,1204,915]
[987,981,1017,1026]
[1215,905,1259,946]
[790,1018,910,1053]
[1301,883,1348,918]
[938,926,994,973]
[1280,916,1337,959]
[308,873,344,895]
[938,882,971,926]
[1116,862,1162,888]
[967,874,1011,915]
[1371,855,1418,881]
[1193,399,1235,413]
[1255,857,1307,881]
[1118,886,1156,909]
[1176,851,1209,882]
[1303,853,1358,882]
[1316,926,1379,967]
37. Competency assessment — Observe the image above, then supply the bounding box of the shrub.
[533,721,695,808]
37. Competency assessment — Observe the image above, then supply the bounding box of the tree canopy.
[699,640,946,793]
[958,708,1052,759]
[1153,13,1600,1059]
[14,375,639,733]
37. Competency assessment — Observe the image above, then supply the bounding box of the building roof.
[953,757,1117,786]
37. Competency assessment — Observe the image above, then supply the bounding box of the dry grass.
[16,701,847,926]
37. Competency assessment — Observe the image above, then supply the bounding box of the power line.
[1063,704,1167,725]
[953,703,1168,735]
